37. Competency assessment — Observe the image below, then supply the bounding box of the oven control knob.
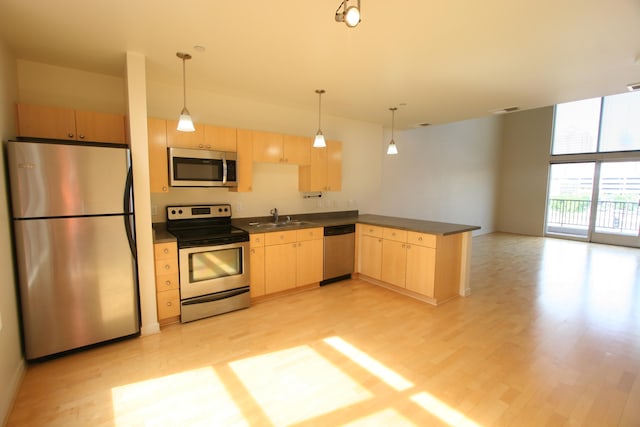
[171,209,176,215]
[178,209,183,214]
[218,208,223,212]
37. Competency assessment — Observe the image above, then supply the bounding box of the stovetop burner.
[166,204,249,247]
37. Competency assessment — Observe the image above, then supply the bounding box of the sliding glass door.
[546,161,640,247]
[591,161,640,246]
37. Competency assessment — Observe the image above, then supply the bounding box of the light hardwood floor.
[6,232,640,426]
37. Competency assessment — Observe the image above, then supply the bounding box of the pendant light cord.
[182,57,187,109]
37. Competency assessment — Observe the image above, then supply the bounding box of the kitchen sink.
[253,220,314,228]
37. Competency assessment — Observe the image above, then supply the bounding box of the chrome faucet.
[270,208,279,223]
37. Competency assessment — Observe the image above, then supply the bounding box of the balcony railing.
[547,199,640,235]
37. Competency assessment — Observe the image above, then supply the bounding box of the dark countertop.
[152,223,177,244]
[233,211,480,236]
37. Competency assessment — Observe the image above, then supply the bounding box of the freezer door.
[7,141,130,218]
[14,216,139,360]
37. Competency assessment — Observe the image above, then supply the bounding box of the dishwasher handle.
[324,224,356,236]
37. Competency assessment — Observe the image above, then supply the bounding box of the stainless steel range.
[166,204,250,323]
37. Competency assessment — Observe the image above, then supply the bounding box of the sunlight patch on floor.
[411,392,482,427]
[342,408,417,426]
[111,367,247,426]
[324,336,414,391]
[229,344,373,426]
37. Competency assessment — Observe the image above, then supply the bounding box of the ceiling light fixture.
[387,107,398,155]
[176,52,195,132]
[490,106,519,115]
[335,0,361,28]
[313,89,327,148]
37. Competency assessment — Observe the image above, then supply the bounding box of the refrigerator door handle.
[123,166,137,260]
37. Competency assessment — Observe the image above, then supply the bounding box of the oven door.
[178,241,250,300]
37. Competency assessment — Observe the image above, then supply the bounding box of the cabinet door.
[299,143,328,192]
[148,118,169,193]
[250,246,265,297]
[16,104,76,140]
[252,131,283,163]
[406,244,436,297]
[283,135,311,165]
[359,234,382,280]
[296,239,323,286]
[75,110,126,144]
[203,125,237,152]
[265,243,297,293]
[381,239,407,287]
[166,119,204,148]
[230,129,253,192]
[326,140,342,191]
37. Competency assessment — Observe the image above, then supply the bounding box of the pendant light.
[335,0,361,27]
[387,107,398,155]
[176,52,195,132]
[313,89,327,148]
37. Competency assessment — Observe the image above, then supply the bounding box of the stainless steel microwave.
[168,147,237,187]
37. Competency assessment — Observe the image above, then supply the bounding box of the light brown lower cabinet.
[250,228,323,298]
[357,225,461,305]
[153,242,180,324]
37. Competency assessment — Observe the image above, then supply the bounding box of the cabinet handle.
[251,249,255,254]
[162,186,168,192]
[79,134,85,139]
[163,248,169,254]
[206,144,211,149]
[164,264,171,270]
[418,236,423,241]
[166,301,172,307]
[199,144,204,148]
[67,132,74,138]
[165,280,172,286]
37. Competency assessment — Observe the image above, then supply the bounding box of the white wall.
[0,40,25,426]
[377,116,503,234]
[496,106,553,236]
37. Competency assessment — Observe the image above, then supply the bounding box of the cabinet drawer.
[383,227,407,243]
[360,224,383,238]
[155,258,178,276]
[407,231,437,248]
[297,227,323,242]
[155,272,179,292]
[250,233,265,248]
[265,230,297,245]
[157,289,180,319]
[154,242,177,260]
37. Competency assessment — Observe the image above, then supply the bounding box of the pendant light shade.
[387,107,398,155]
[176,52,195,132]
[313,89,326,148]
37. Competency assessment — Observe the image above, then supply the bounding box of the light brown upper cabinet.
[165,119,204,148]
[147,118,169,193]
[16,104,126,145]
[299,140,342,192]
[252,131,311,165]
[203,125,237,152]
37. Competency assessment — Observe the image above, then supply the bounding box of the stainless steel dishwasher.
[322,224,356,285]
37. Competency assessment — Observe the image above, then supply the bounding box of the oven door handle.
[182,287,249,305]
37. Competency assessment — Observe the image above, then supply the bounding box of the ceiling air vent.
[627,82,640,91]
[491,106,519,114]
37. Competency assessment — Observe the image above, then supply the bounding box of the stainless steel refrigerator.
[7,140,139,360]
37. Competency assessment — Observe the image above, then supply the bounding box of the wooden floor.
[7,232,640,426]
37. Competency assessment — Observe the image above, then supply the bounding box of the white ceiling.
[1,0,639,129]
